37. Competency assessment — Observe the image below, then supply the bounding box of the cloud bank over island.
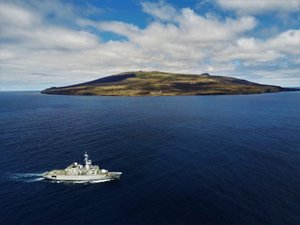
[0,0,299,90]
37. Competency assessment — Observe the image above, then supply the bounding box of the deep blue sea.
[0,91,300,225]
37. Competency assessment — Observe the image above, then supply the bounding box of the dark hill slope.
[41,71,290,96]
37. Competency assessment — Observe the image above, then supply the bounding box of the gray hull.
[42,152,121,182]
[43,172,122,181]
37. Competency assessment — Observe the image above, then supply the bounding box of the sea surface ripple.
[0,91,300,225]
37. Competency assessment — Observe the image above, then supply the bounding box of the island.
[41,71,295,96]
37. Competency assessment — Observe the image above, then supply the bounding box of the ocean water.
[0,91,300,225]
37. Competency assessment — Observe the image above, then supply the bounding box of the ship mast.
[84,152,92,169]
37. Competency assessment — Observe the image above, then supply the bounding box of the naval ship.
[42,152,122,182]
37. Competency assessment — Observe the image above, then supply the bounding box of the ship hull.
[42,172,122,181]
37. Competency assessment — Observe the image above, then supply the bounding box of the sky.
[0,0,299,90]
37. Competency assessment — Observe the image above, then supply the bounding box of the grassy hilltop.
[41,71,286,96]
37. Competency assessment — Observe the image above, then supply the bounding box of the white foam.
[9,173,114,184]
[9,173,44,182]
[12,173,42,178]
[89,179,112,183]
[49,179,113,184]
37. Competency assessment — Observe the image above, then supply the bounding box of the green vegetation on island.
[41,71,293,96]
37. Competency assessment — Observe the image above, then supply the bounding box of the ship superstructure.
[42,152,122,181]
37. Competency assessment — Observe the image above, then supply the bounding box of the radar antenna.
[84,152,92,169]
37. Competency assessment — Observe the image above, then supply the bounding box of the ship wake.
[9,173,44,182]
[7,173,116,184]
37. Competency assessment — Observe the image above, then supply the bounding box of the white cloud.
[238,68,300,87]
[0,2,40,28]
[0,0,299,90]
[216,0,300,15]
[268,29,300,55]
[77,7,258,77]
[103,21,137,35]
[214,29,300,63]
[0,1,100,50]
[177,9,256,41]
[141,1,177,21]
[89,8,256,46]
